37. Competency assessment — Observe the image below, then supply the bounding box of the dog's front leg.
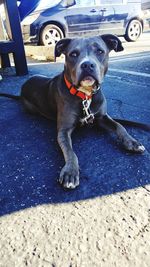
[96,114,145,153]
[57,128,79,189]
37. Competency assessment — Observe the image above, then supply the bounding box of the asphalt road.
[111,31,150,56]
[0,32,150,267]
[106,46,150,125]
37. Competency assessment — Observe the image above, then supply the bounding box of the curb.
[25,45,55,61]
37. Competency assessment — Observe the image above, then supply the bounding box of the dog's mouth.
[80,76,96,87]
[77,76,99,95]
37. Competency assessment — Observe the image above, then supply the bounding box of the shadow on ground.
[0,62,150,216]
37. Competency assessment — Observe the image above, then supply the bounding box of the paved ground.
[0,33,150,267]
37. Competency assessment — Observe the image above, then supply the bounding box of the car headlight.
[21,12,40,25]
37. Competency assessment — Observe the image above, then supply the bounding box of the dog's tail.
[114,118,150,131]
[0,93,20,100]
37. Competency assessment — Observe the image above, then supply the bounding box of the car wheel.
[40,24,64,46]
[124,19,142,42]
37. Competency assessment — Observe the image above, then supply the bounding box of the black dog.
[0,35,146,189]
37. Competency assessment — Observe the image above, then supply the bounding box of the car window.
[95,0,124,4]
[63,0,75,7]
[65,0,96,6]
[33,0,62,11]
[75,0,95,5]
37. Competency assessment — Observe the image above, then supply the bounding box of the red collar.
[64,75,92,100]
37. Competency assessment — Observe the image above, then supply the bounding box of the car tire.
[124,19,142,42]
[40,24,64,46]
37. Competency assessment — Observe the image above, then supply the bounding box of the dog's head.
[55,34,123,92]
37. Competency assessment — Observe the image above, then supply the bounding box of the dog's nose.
[81,61,95,71]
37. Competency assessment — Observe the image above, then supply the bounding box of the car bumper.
[142,8,150,32]
[21,24,38,44]
[143,18,150,32]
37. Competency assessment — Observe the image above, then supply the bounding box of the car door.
[65,0,102,37]
[95,0,129,35]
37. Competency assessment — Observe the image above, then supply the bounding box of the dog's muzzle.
[76,60,102,90]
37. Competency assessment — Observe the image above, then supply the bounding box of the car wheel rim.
[128,22,141,41]
[43,28,61,46]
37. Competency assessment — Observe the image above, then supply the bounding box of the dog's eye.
[70,51,79,58]
[97,49,104,55]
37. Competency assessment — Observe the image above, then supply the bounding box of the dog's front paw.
[123,138,145,153]
[59,163,79,189]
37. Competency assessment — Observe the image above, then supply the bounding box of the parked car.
[21,0,150,46]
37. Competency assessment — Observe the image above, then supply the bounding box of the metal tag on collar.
[82,98,91,116]
[80,97,95,125]
[80,113,95,125]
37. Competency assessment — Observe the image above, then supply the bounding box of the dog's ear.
[101,34,124,52]
[55,38,72,58]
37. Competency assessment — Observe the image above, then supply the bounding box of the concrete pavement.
[24,31,150,62]
[0,35,150,267]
